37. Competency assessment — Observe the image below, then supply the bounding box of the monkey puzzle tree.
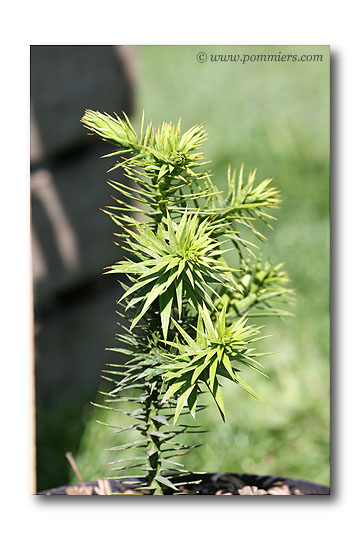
[81,110,293,495]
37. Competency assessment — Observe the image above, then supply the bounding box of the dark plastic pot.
[38,473,330,496]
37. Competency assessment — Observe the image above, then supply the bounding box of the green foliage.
[204,165,281,245]
[217,256,295,319]
[162,305,268,423]
[106,210,234,339]
[81,109,293,494]
[82,109,209,223]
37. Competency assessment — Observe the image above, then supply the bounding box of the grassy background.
[70,45,330,486]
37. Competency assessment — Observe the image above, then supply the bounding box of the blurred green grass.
[71,45,330,486]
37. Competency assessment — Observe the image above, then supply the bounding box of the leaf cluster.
[81,109,209,222]
[162,305,268,423]
[106,210,234,339]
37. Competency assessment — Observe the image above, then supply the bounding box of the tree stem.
[144,383,164,495]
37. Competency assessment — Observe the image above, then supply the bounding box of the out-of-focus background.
[31,45,330,492]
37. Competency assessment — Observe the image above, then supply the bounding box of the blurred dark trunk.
[30,45,136,492]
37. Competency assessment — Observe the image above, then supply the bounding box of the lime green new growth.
[81,109,294,495]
